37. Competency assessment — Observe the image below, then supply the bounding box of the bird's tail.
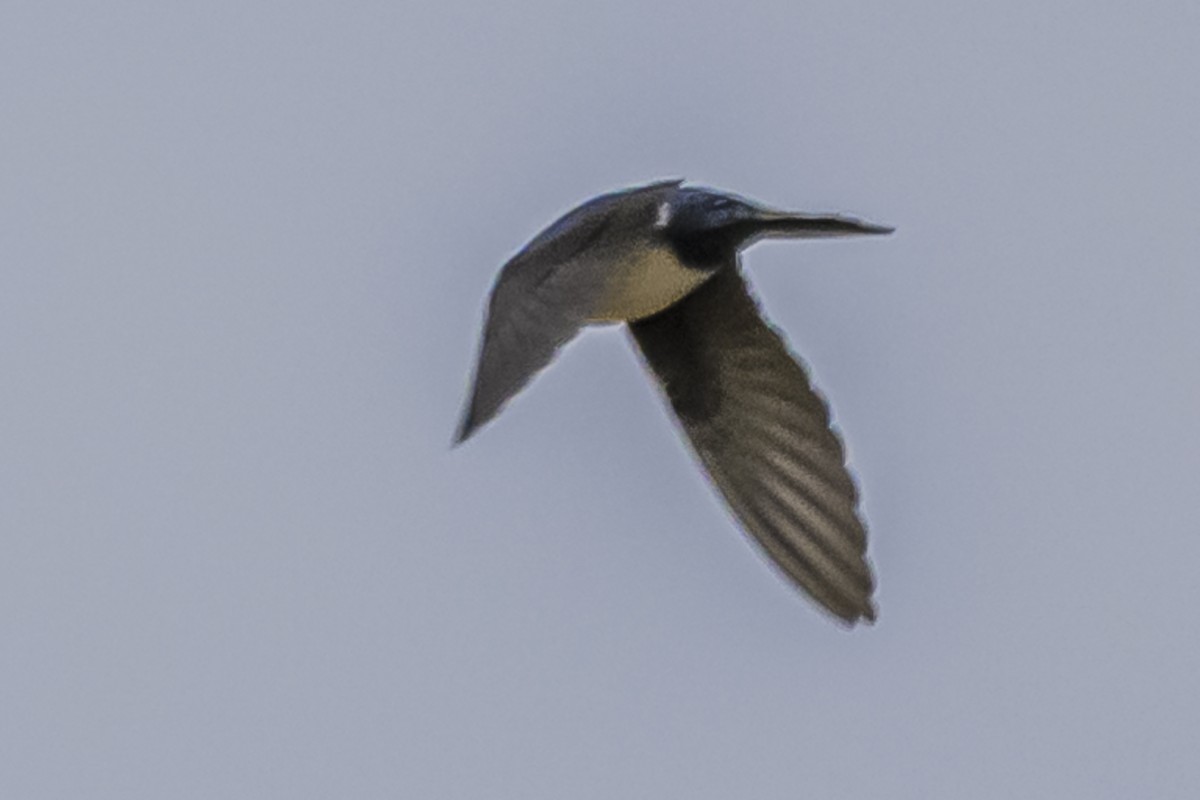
[752,211,894,239]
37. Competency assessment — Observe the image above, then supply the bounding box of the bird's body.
[590,244,710,321]
[456,180,892,625]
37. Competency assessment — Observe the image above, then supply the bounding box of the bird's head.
[659,188,764,267]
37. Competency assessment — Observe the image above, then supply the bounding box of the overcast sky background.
[3,2,1199,798]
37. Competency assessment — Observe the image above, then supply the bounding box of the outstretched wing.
[628,266,876,623]
[455,259,598,443]
[456,180,683,443]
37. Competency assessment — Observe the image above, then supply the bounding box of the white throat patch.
[654,200,672,229]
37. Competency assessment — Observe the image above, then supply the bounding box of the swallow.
[455,179,893,624]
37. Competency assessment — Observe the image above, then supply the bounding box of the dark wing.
[456,180,683,443]
[454,259,596,443]
[628,266,876,624]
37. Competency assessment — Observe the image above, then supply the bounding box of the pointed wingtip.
[451,415,476,448]
[451,399,481,448]
[831,603,877,629]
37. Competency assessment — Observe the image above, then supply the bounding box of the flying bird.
[455,180,892,625]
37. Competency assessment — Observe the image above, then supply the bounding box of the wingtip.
[832,603,877,629]
[451,427,471,448]
[451,411,477,448]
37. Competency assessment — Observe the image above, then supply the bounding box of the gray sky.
[3,2,1199,797]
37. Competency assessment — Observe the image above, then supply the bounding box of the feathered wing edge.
[627,266,877,624]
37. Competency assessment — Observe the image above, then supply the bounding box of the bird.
[454,179,892,625]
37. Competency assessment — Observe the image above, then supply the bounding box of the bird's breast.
[589,246,712,322]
